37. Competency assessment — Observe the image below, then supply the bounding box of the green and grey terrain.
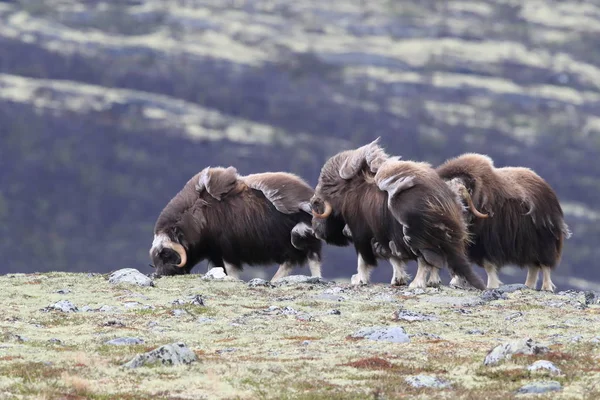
[1,0,600,288]
[1,271,600,399]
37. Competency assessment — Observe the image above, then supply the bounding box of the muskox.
[149,166,322,280]
[436,153,572,292]
[310,139,486,290]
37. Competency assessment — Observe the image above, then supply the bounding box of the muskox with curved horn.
[436,153,572,292]
[149,166,322,280]
[310,139,486,290]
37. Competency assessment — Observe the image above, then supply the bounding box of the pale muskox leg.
[427,267,442,287]
[540,266,556,293]
[223,261,241,280]
[308,253,322,278]
[350,254,374,285]
[483,261,502,289]
[525,266,539,289]
[408,258,431,289]
[390,257,410,286]
[271,262,293,281]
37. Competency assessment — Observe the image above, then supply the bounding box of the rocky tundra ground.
[1,269,600,399]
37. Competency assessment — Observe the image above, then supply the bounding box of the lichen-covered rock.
[484,338,549,366]
[516,381,561,394]
[584,291,600,305]
[108,268,154,287]
[43,300,78,313]
[497,284,529,293]
[271,275,328,286]
[394,309,437,322]
[527,360,562,375]
[405,375,451,389]
[123,343,197,368]
[248,278,272,287]
[351,326,410,343]
[481,289,508,302]
[105,337,144,346]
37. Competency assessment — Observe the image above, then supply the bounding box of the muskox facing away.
[436,153,572,292]
[149,166,322,280]
[310,139,486,290]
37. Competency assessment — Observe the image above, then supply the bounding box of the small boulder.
[328,309,342,315]
[484,338,549,366]
[44,300,78,313]
[105,337,144,346]
[516,381,561,394]
[197,317,215,324]
[351,326,410,343]
[123,342,197,368]
[497,284,529,293]
[203,268,227,280]
[56,289,71,295]
[248,278,272,288]
[584,291,600,305]
[481,289,508,302]
[108,269,154,287]
[527,360,561,375]
[394,309,437,322]
[405,375,451,389]
[271,275,327,286]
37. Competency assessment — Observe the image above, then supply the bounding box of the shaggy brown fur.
[436,153,571,291]
[150,166,321,279]
[311,140,485,290]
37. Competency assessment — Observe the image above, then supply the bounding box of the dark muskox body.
[436,153,571,291]
[150,166,322,279]
[311,140,486,290]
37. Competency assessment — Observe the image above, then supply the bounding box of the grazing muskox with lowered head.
[149,166,322,280]
[310,139,486,290]
[436,153,572,292]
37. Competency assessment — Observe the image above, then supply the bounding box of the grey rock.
[571,335,583,342]
[429,296,483,307]
[56,288,71,294]
[591,336,600,344]
[123,302,141,309]
[248,278,272,287]
[328,309,342,315]
[108,268,154,287]
[497,284,529,293]
[405,375,451,389]
[203,267,227,280]
[527,360,562,375]
[80,306,94,312]
[484,338,549,366]
[171,309,187,317]
[467,329,485,335]
[271,275,327,286]
[410,332,442,340]
[296,313,313,322]
[481,289,508,302]
[324,287,346,295]
[216,348,237,354]
[516,381,561,394]
[98,305,117,312]
[104,320,125,327]
[197,317,215,324]
[313,293,346,302]
[301,340,311,346]
[44,300,78,313]
[372,294,397,303]
[281,306,299,315]
[105,337,144,346]
[7,333,29,342]
[395,309,437,322]
[584,291,600,305]
[188,295,205,306]
[123,342,197,368]
[505,312,524,321]
[48,338,63,344]
[351,326,410,343]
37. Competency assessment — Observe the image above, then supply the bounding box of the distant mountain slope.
[1,1,599,289]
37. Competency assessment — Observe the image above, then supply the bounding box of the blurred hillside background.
[1,0,599,290]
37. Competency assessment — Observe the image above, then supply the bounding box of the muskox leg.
[525,266,539,289]
[223,261,241,280]
[350,254,375,285]
[427,267,442,287]
[540,266,556,292]
[408,258,431,289]
[308,252,322,278]
[271,262,294,281]
[390,257,410,286]
[483,261,503,289]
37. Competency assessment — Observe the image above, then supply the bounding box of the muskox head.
[149,231,190,277]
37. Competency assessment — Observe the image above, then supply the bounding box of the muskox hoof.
[390,278,408,287]
[351,274,367,286]
[427,279,441,288]
[541,282,556,293]
[408,280,427,289]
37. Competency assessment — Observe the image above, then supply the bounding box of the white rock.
[203,267,227,280]
[484,338,548,366]
[108,268,154,287]
[123,342,197,368]
[527,360,562,375]
[405,375,451,389]
[517,381,561,394]
[351,326,410,343]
